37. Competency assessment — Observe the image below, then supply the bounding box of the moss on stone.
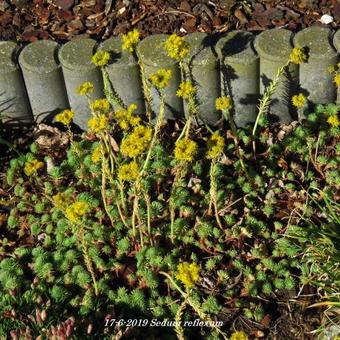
[137,34,175,67]
[293,27,337,60]
[254,29,293,62]
[59,38,97,71]
[0,41,19,73]
[216,30,258,64]
[99,37,136,67]
[185,32,216,66]
[19,40,60,73]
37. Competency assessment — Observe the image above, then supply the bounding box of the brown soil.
[0,0,339,43]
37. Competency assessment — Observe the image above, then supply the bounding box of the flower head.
[55,109,74,126]
[88,114,109,134]
[120,125,153,158]
[206,132,225,159]
[91,145,102,163]
[174,138,198,162]
[327,114,340,128]
[215,96,232,111]
[53,192,72,210]
[92,51,110,67]
[292,93,307,109]
[328,65,336,74]
[333,73,340,87]
[230,331,248,340]
[118,161,139,182]
[114,103,140,130]
[176,262,200,288]
[164,33,190,61]
[77,82,94,96]
[176,81,196,99]
[65,201,90,223]
[289,47,307,64]
[90,99,111,113]
[149,69,172,89]
[122,29,140,53]
[24,159,44,176]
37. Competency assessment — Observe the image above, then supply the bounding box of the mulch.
[0,0,339,43]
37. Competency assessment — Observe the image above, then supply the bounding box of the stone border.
[0,28,339,130]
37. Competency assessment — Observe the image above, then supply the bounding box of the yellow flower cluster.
[176,262,200,288]
[206,132,225,159]
[289,47,307,64]
[88,114,109,134]
[215,96,232,111]
[118,161,139,182]
[174,138,198,162]
[149,69,172,89]
[122,29,140,53]
[77,82,94,96]
[90,99,111,113]
[120,125,153,158]
[91,145,102,163]
[230,331,248,340]
[55,109,74,126]
[24,159,44,176]
[291,93,307,109]
[114,103,141,130]
[333,73,340,87]
[327,114,340,128]
[65,201,90,223]
[92,50,110,67]
[176,81,196,99]
[52,192,71,210]
[164,33,190,61]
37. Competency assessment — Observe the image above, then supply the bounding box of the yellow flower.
[122,29,140,53]
[90,99,111,113]
[333,73,340,87]
[55,109,74,126]
[118,161,139,182]
[215,96,232,111]
[230,331,248,340]
[176,81,196,99]
[289,47,307,64]
[91,145,102,163]
[91,50,110,67]
[65,201,90,223]
[120,125,153,158]
[77,82,94,96]
[114,103,140,130]
[149,69,172,89]
[176,262,200,288]
[88,114,109,133]
[206,132,225,159]
[174,138,198,162]
[24,159,44,176]
[327,114,340,128]
[164,33,190,61]
[291,93,307,109]
[328,65,336,74]
[52,192,72,210]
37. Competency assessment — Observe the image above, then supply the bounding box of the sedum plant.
[0,30,339,339]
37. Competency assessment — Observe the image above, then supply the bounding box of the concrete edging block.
[99,36,145,114]
[0,41,32,123]
[19,40,69,123]
[333,29,340,105]
[254,28,298,123]
[137,34,183,120]
[184,32,221,125]
[216,30,259,128]
[294,27,338,106]
[59,38,104,130]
